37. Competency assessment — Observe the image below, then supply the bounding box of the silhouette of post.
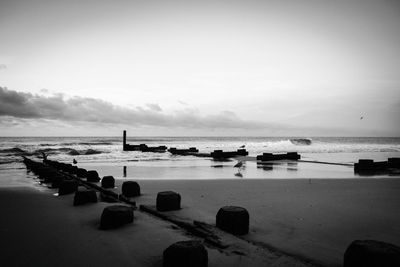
[123,166,127,177]
[123,130,127,151]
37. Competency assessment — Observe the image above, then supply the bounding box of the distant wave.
[0,147,106,157]
[83,149,103,155]
[78,142,114,145]
[32,148,105,156]
[0,160,17,165]
[126,138,173,142]
[290,138,312,146]
[39,143,58,146]
[0,147,26,153]
[60,142,114,146]
[131,158,170,162]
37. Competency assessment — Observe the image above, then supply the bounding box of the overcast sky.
[0,0,399,136]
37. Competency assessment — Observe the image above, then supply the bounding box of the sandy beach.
[1,171,399,266]
[2,0,400,264]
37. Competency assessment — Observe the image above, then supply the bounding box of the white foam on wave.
[1,137,400,165]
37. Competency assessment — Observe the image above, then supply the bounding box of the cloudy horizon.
[0,0,399,136]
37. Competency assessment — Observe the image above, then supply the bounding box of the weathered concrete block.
[163,240,208,267]
[87,170,100,182]
[156,191,181,211]
[121,181,140,197]
[62,163,73,172]
[287,152,301,160]
[344,240,400,267]
[216,206,249,235]
[68,165,78,174]
[38,168,58,182]
[100,205,133,230]
[101,176,115,188]
[58,180,78,195]
[50,175,65,188]
[76,168,87,178]
[388,157,400,168]
[73,189,98,206]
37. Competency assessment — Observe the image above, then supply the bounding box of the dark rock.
[216,206,249,235]
[87,170,100,182]
[156,191,181,211]
[101,176,115,188]
[73,189,98,206]
[121,181,141,197]
[100,205,133,230]
[163,240,208,267]
[344,240,400,267]
[58,180,78,195]
[76,168,87,178]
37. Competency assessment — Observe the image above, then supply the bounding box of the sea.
[1,136,400,185]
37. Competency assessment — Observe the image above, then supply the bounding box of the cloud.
[0,64,6,70]
[145,103,162,112]
[0,87,273,130]
[178,100,188,106]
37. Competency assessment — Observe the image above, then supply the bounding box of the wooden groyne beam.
[298,160,353,167]
[122,130,167,152]
[140,205,228,249]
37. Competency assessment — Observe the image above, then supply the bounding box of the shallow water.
[0,136,399,184]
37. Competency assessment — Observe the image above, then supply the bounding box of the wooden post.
[123,130,127,151]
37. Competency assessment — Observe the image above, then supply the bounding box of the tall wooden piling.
[123,130,127,151]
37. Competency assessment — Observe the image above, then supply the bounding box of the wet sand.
[1,177,399,267]
[135,178,400,266]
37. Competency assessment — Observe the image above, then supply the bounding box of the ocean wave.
[0,147,26,153]
[60,142,114,146]
[38,143,58,146]
[0,160,19,164]
[32,148,105,156]
[84,149,103,155]
[78,142,114,145]
[133,158,170,162]
[290,138,312,145]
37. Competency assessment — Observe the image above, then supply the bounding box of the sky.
[0,0,399,136]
